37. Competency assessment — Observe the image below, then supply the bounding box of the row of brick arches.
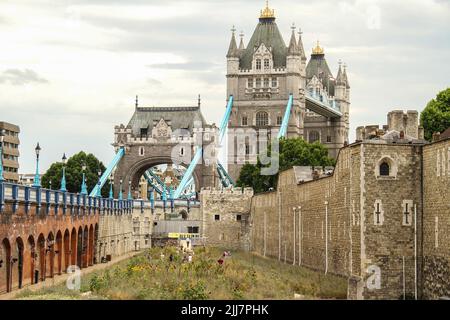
[0,224,98,293]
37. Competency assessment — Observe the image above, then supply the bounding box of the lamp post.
[118,178,123,201]
[33,143,41,188]
[108,175,113,199]
[80,163,87,195]
[0,129,4,182]
[60,153,67,192]
[127,180,132,200]
[96,168,102,198]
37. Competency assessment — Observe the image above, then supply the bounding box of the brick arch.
[55,231,63,275]
[83,226,89,268]
[88,225,94,266]
[1,238,12,293]
[37,234,46,281]
[77,227,83,268]
[47,232,55,278]
[27,235,36,285]
[94,224,99,264]
[70,228,77,266]
[63,229,70,272]
[14,237,24,290]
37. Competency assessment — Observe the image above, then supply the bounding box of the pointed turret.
[297,28,306,61]
[227,26,239,58]
[287,24,300,56]
[239,31,245,50]
[336,61,345,86]
[343,64,350,89]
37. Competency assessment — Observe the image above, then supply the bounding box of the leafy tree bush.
[41,151,108,197]
[237,137,335,193]
[420,88,450,141]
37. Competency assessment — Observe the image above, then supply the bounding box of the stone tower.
[226,2,307,180]
[226,2,350,181]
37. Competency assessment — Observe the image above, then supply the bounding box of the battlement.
[200,187,254,196]
[356,109,425,142]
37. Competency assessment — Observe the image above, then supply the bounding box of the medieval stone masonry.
[248,137,449,299]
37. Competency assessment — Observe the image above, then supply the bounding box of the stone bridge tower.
[112,98,220,198]
[226,2,350,180]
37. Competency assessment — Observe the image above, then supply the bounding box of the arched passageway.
[14,237,24,290]
[70,228,77,266]
[82,226,89,268]
[27,235,36,285]
[88,225,94,266]
[1,238,12,293]
[63,230,70,272]
[46,232,55,279]
[37,234,45,282]
[55,231,63,275]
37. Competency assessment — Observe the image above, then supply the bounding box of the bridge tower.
[111,101,220,199]
[226,2,307,181]
[227,2,350,180]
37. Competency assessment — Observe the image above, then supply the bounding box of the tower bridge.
[0,1,352,295]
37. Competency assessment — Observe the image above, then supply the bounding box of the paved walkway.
[0,251,141,300]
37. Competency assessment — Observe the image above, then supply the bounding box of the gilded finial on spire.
[312,40,324,55]
[260,0,275,19]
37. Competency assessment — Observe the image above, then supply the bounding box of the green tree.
[420,88,450,141]
[236,138,335,193]
[41,151,109,197]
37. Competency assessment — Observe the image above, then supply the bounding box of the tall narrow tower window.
[256,59,262,70]
[255,78,261,88]
[264,59,270,69]
[277,116,283,126]
[247,78,253,88]
[242,116,248,126]
[264,78,270,87]
[256,111,269,127]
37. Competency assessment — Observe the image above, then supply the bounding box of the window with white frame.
[256,111,269,127]
[255,78,261,88]
[242,116,248,126]
[272,78,278,87]
[264,59,270,69]
[263,78,270,87]
[256,59,261,70]
[247,78,253,88]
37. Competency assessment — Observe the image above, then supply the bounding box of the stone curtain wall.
[97,213,133,262]
[250,142,424,299]
[201,188,254,250]
[422,138,450,299]
[251,146,353,276]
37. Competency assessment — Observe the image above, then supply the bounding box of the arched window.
[309,131,320,143]
[256,111,269,127]
[379,162,390,176]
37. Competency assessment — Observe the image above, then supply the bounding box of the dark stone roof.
[239,18,287,70]
[306,53,335,96]
[127,106,208,136]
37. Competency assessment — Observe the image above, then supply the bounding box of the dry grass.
[15,247,347,300]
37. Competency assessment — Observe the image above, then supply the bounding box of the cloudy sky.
[0,0,449,174]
